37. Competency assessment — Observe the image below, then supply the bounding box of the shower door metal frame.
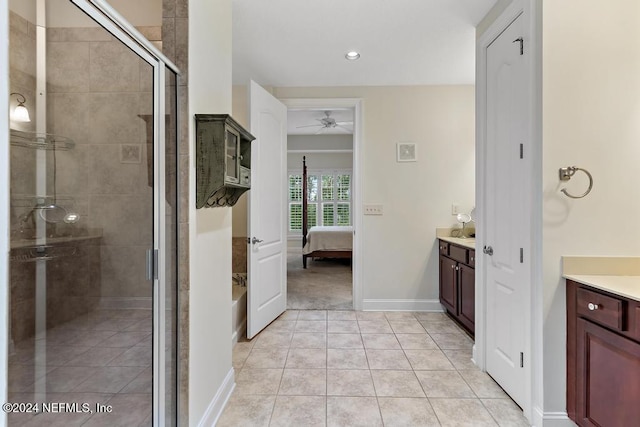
[1,3,10,425]
[67,1,180,425]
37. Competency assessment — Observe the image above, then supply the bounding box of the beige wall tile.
[99,246,149,297]
[47,27,113,43]
[48,93,92,144]
[89,42,140,92]
[89,194,152,246]
[47,42,90,93]
[89,93,144,145]
[88,144,149,195]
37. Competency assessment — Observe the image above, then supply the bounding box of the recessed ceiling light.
[345,51,360,61]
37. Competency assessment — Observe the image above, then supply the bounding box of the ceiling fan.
[296,111,353,134]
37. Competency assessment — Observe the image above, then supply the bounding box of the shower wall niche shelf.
[195,114,256,208]
[11,195,76,208]
[10,129,75,150]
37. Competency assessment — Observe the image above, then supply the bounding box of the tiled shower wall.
[46,25,160,301]
[232,237,248,273]
[162,0,189,424]
[9,12,104,342]
[9,11,36,227]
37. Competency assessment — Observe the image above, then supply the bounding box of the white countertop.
[438,236,476,250]
[564,274,640,302]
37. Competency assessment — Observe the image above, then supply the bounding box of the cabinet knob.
[587,302,600,311]
[470,257,474,262]
[451,265,455,269]
[455,266,460,271]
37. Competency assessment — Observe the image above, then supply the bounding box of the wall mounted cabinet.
[195,114,255,208]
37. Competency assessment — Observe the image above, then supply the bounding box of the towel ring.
[559,166,593,199]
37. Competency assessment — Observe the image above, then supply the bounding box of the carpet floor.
[287,249,352,310]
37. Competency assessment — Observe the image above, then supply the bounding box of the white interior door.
[247,81,288,338]
[484,13,529,408]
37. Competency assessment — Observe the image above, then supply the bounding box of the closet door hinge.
[520,352,524,368]
[520,248,524,263]
[519,144,524,159]
[513,37,524,55]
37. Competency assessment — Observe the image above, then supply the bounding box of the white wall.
[288,134,353,151]
[274,86,475,304]
[288,134,353,170]
[541,0,640,415]
[8,0,35,22]
[288,152,353,171]
[188,0,234,424]
[476,0,514,37]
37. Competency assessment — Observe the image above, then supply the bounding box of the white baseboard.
[198,367,236,427]
[532,407,573,427]
[362,299,444,312]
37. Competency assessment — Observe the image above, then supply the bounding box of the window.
[288,169,351,233]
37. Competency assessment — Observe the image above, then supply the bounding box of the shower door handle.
[146,249,158,281]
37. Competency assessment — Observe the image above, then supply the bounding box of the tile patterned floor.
[7,309,153,426]
[221,310,529,427]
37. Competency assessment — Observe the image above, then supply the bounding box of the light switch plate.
[364,204,383,215]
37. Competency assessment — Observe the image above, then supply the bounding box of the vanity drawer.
[577,287,624,331]
[468,250,476,268]
[438,241,449,256]
[448,245,468,264]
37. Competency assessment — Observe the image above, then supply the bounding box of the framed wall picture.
[396,142,417,162]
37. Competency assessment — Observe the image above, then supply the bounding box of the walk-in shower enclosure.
[5,0,179,424]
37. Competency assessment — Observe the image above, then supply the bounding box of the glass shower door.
[7,0,177,425]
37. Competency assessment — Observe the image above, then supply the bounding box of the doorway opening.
[286,108,354,310]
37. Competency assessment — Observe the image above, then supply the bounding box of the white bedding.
[303,226,353,255]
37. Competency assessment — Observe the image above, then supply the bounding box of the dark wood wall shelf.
[195,114,255,208]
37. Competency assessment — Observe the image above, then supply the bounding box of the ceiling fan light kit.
[295,110,354,134]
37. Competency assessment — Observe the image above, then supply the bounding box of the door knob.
[251,237,264,244]
[483,245,494,256]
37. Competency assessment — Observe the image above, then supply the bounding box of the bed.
[302,156,353,268]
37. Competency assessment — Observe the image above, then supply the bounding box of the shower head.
[37,204,79,224]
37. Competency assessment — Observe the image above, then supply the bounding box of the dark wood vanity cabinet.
[566,280,640,426]
[438,239,475,336]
